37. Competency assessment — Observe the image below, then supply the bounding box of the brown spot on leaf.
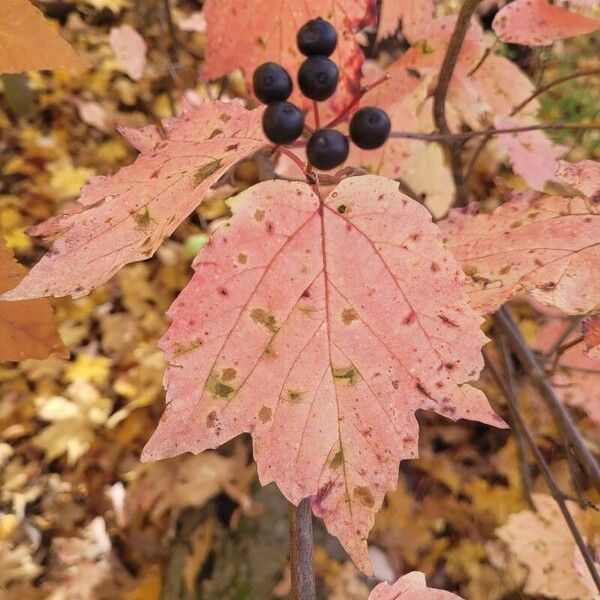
[254,209,265,222]
[250,308,278,333]
[237,253,248,264]
[353,486,374,508]
[206,411,218,428]
[194,159,222,187]
[222,368,237,381]
[342,308,359,325]
[258,406,272,423]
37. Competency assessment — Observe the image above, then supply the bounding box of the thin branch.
[542,317,584,359]
[290,499,316,600]
[483,350,534,507]
[494,307,600,489]
[489,335,600,595]
[390,122,600,142]
[432,0,483,206]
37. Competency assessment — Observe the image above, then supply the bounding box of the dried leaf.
[109,25,147,81]
[582,314,600,359]
[142,176,503,572]
[0,237,65,361]
[376,0,434,43]
[556,160,600,201]
[369,571,464,599]
[0,0,88,73]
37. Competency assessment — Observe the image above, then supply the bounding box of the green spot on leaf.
[330,450,344,468]
[250,308,278,333]
[333,367,357,386]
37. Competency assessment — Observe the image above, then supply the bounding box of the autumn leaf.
[494,116,567,191]
[2,101,267,300]
[556,160,600,201]
[0,0,88,73]
[496,493,600,600]
[376,0,434,44]
[492,0,600,46]
[142,175,503,572]
[582,314,600,359]
[201,0,376,111]
[441,192,600,315]
[369,571,464,599]
[0,237,65,361]
[109,25,147,81]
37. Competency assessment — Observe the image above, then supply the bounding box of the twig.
[432,0,483,206]
[290,499,316,600]
[483,349,534,507]
[494,307,600,489]
[489,335,600,595]
[390,122,600,142]
[542,317,584,359]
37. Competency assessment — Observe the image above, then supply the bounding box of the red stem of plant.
[313,100,320,129]
[278,147,308,173]
[326,73,390,128]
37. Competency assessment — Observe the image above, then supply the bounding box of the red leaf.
[376,0,434,43]
[2,101,266,300]
[0,238,66,361]
[492,0,600,46]
[369,571,464,599]
[495,116,567,191]
[142,175,503,572]
[582,315,600,359]
[556,160,600,201]
[441,192,600,315]
[202,0,376,111]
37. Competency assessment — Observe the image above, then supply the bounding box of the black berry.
[306,129,349,170]
[298,56,339,102]
[349,107,391,150]
[253,62,293,104]
[262,101,305,144]
[297,18,337,57]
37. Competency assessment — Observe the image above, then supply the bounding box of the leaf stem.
[290,499,316,600]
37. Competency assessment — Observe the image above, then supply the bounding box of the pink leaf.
[142,175,504,573]
[369,571,464,599]
[109,25,147,81]
[2,101,266,300]
[376,0,434,43]
[441,192,600,315]
[582,314,600,359]
[201,0,376,111]
[535,319,600,426]
[556,160,600,201]
[492,0,600,46]
[495,116,567,191]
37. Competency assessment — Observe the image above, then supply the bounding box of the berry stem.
[326,73,391,128]
[312,100,320,129]
[278,147,309,173]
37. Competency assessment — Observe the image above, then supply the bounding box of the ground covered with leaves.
[1,1,599,599]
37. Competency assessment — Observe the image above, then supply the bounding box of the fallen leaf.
[0,237,65,361]
[142,175,503,573]
[0,0,88,73]
[2,101,266,300]
[109,25,147,81]
[441,192,600,315]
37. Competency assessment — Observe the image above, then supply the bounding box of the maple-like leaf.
[535,319,600,426]
[0,238,65,361]
[108,25,147,81]
[495,116,567,191]
[556,160,600,201]
[0,0,88,73]
[492,0,600,46]
[441,192,600,315]
[369,571,464,599]
[201,0,376,110]
[496,493,600,600]
[2,101,267,300]
[376,0,434,43]
[582,314,600,359]
[142,175,503,572]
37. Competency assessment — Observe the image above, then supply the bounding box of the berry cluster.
[253,18,391,171]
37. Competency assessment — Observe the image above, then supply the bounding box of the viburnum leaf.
[108,25,147,81]
[492,0,600,46]
[535,319,600,426]
[2,101,266,300]
[201,0,375,110]
[0,0,88,73]
[376,0,434,44]
[441,192,600,315]
[496,493,600,600]
[142,175,503,572]
[369,571,464,600]
[494,116,567,191]
[556,160,600,201]
[582,314,600,359]
[0,238,66,361]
